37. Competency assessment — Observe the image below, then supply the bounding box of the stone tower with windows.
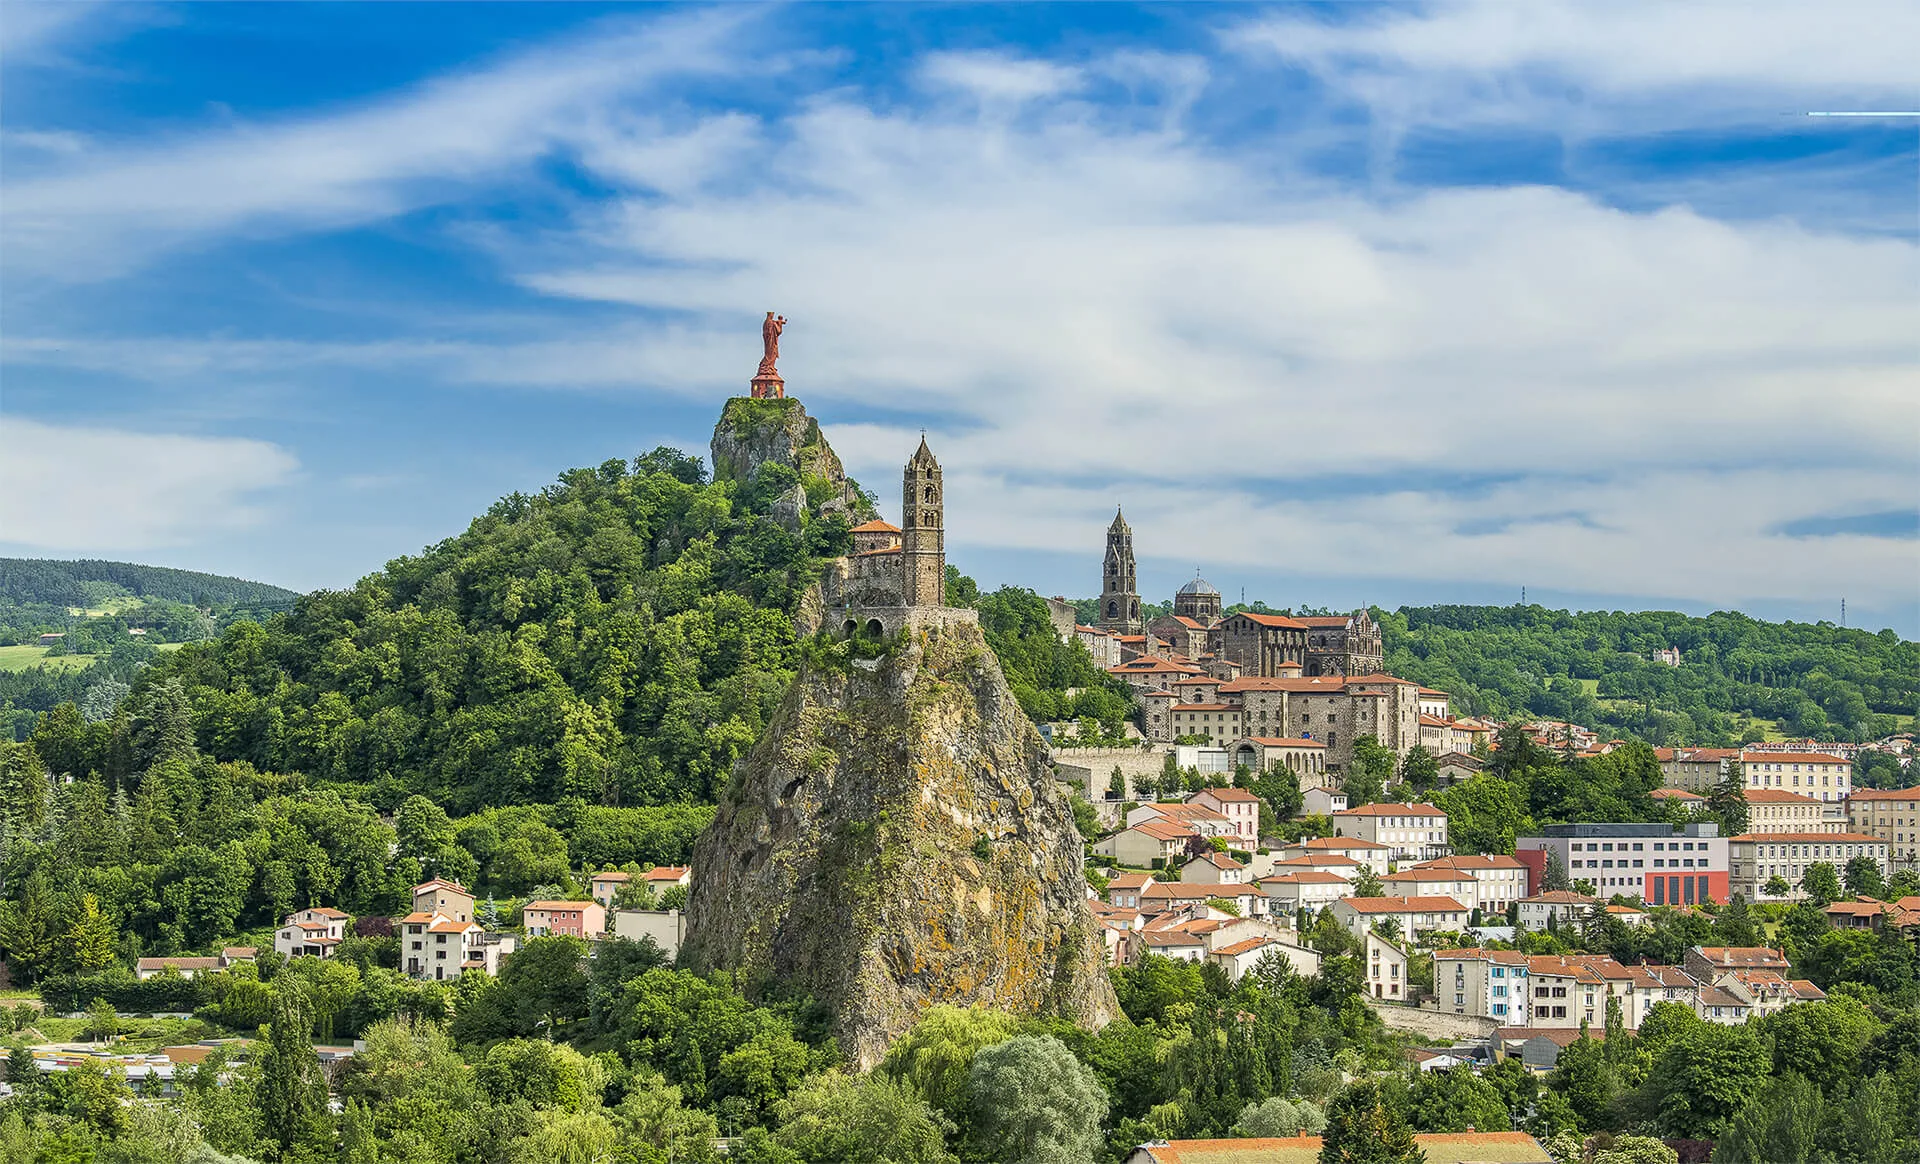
[1098,508,1143,634]
[901,437,945,608]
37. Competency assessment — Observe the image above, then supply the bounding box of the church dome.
[1177,575,1218,597]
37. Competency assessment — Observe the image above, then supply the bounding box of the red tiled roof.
[1242,736,1327,748]
[1743,789,1824,804]
[1231,612,1310,629]
[524,900,598,911]
[1303,836,1389,850]
[1335,802,1445,817]
[1522,891,1596,905]
[1212,937,1275,957]
[1649,788,1705,800]
[848,519,900,533]
[1259,871,1352,886]
[1847,787,1920,801]
[1172,703,1239,712]
[1196,787,1262,802]
[1340,895,1467,913]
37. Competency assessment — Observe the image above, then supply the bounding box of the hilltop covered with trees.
[1381,604,1916,747]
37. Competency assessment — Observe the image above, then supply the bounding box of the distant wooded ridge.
[0,558,298,608]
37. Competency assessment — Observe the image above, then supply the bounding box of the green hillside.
[0,557,297,608]
[1381,604,1917,753]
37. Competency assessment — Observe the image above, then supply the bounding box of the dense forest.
[0,560,297,610]
[1381,605,1917,747]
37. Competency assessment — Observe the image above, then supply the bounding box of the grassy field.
[0,644,99,672]
[1576,678,1600,696]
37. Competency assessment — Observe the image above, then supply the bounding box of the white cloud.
[0,9,753,279]
[1228,1,1920,138]
[0,418,298,550]
[2,10,1913,613]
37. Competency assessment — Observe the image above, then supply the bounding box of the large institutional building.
[1082,510,1441,778]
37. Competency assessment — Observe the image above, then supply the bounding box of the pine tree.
[256,987,332,1157]
[1320,1078,1424,1164]
[1543,849,1571,892]
[66,893,118,974]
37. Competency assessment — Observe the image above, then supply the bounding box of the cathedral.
[1096,510,1381,678]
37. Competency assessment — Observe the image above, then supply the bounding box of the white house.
[1515,891,1597,931]
[1330,803,1450,860]
[1282,836,1391,872]
[399,911,515,981]
[1331,895,1469,939]
[1210,935,1321,983]
[1094,820,1196,867]
[1364,931,1410,1001]
[1301,786,1349,817]
[1188,787,1262,845]
[1383,868,1482,912]
[274,907,349,960]
[1258,871,1354,916]
[1181,851,1246,884]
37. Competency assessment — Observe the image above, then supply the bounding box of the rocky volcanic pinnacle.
[682,620,1120,1069]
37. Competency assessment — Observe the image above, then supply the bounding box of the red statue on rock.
[751,311,787,398]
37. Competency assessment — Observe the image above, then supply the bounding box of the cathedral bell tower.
[1098,507,1143,634]
[901,437,945,607]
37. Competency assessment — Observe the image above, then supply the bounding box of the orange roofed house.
[274,907,349,960]
[523,900,606,940]
[1126,1132,1552,1164]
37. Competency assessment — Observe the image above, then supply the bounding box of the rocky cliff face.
[710,397,872,519]
[682,621,1119,1069]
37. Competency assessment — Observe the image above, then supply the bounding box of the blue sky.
[2,3,1916,635]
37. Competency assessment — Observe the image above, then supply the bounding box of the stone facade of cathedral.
[1097,509,1144,634]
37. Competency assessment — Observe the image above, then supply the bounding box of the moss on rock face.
[711,397,873,521]
[681,620,1118,1069]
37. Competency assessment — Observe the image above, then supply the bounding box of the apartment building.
[1257,871,1355,915]
[1330,802,1449,860]
[1331,895,1469,939]
[1281,835,1391,872]
[1740,751,1851,803]
[1189,787,1262,845]
[1516,822,1727,905]
[1846,787,1920,871]
[1727,832,1890,900]
[1743,789,1842,834]
[1411,855,1529,914]
[1515,891,1597,931]
[1434,948,1530,1022]
[1384,868,1483,912]
[1656,747,1740,792]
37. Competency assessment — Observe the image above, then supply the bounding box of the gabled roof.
[1258,871,1352,886]
[848,519,900,533]
[1847,786,1920,801]
[412,880,469,895]
[1195,787,1261,802]
[1648,788,1705,801]
[1412,854,1523,871]
[641,865,691,882]
[1339,895,1467,914]
[1386,869,1477,883]
[1212,937,1275,957]
[1434,947,1529,964]
[1188,852,1244,870]
[1521,891,1596,905]
[523,900,599,911]
[1302,835,1389,850]
[1691,945,1790,968]
[1743,789,1824,804]
[1107,872,1155,890]
[589,871,631,883]
[1335,802,1445,817]
[1128,819,1198,842]
[1229,612,1310,629]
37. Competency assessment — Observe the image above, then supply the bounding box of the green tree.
[966,1035,1107,1164]
[86,996,120,1043]
[1408,1065,1509,1133]
[1800,862,1842,906]
[1550,1035,1616,1131]
[497,935,590,1037]
[1711,1072,1823,1164]
[1342,737,1395,807]
[1763,874,1791,898]
[1542,849,1572,893]
[64,892,118,974]
[1432,775,1526,855]
[255,985,332,1159]
[1842,854,1886,899]
[879,1005,1017,1127]
[1712,895,1758,948]
[1319,1078,1424,1164]
[1398,747,1439,795]
[1641,1021,1770,1138]
[1763,996,1878,1095]
[767,1071,955,1164]
[1351,868,1386,898]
